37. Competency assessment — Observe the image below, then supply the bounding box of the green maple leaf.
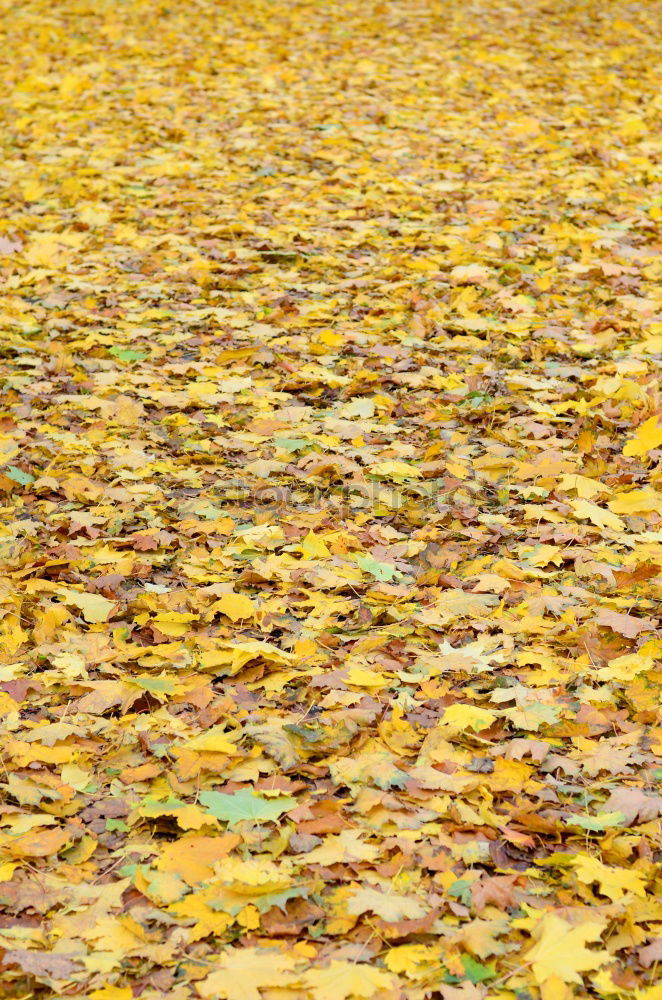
[461,955,495,983]
[210,885,309,915]
[6,465,34,486]
[568,811,626,831]
[108,346,148,362]
[355,554,402,582]
[273,437,311,453]
[199,789,296,827]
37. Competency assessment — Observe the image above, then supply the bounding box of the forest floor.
[0,1,661,998]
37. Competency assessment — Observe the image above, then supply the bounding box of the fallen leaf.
[623,416,662,457]
[196,948,298,1000]
[572,854,647,900]
[57,589,116,623]
[595,609,657,639]
[3,950,83,979]
[304,960,396,1000]
[199,789,296,827]
[523,914,610,984]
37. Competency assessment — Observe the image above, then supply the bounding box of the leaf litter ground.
[0,1,661,998]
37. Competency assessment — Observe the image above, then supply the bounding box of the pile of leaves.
[0,0,661,998]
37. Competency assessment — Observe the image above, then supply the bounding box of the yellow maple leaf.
[416,590,498,627]
[608,487,660,515]
[208,592,256,622]
[23,232,67,267]
[156,834,239,884]
[634,986,662,1000]
[183,725,240,755]
[570,499,625,532]
[594,651,654,683]
[346,885,428,921]
[85,914,151,955]
[558,473,609,499]
[135,867,186,906]
[21,179,47,202]
[346,666,388,689]
[304,960,395,1000]
[57,588,116,624]
[384,943,442,978]
[89,988,133,1000]
[623,416,662,457]
[0,861,18,882]
[305,830,379,866]
[199,639,293,674]
[572,854,647,901]
[490,756,537,791]
[540,974,575,1000]
[134,799,213,831]
[524,914,610,984]
[196,948,298,1000]
[152,611,198,637]
[169,893,233,942]
[450,264,491,285]
[369,460,423,480]
[6,825,71,858]
[0,620,27,656]
[440,703,497,734]
[217,856,291,894]
[299,530,332,559]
